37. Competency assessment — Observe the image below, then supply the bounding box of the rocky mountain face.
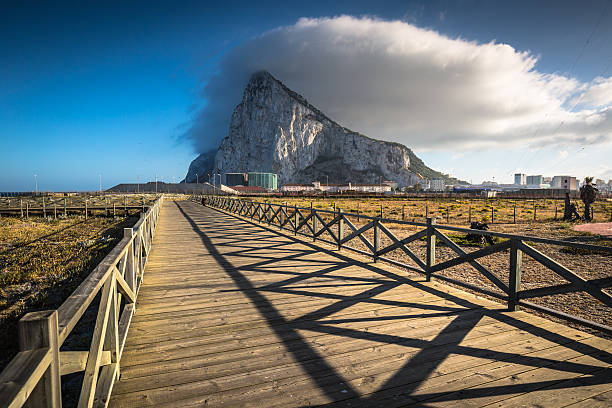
[185,71,457,187]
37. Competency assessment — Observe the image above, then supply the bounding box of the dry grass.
[262,196,612,225]
[0,214,139,370]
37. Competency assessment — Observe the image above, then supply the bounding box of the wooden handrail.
[0,195,164,408]
[201,195,612,334]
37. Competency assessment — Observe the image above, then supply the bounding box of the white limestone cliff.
[185,71,454,187]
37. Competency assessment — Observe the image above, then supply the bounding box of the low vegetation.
[261,196,612,225]
[0,214,138,371]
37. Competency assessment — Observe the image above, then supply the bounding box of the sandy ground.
[574,222,612,237]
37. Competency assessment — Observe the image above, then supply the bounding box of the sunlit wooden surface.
[110,200,612,407]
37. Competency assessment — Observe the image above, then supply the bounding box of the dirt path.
[573,222,612,237]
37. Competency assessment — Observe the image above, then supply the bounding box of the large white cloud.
[577,76,612,108]
[185,16,612,153]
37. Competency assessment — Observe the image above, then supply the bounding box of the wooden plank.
[376,223,427,270]
[92,364,118,408]
[326,335,611,408]
[483,366,611,408]
[56,238,130,344]
[18,310,61,408]
[433,229,510,294]
[519,241,612,307]
[313,212,340,242]
[421,351,611,407]
[112,325,605,408]
[340,218,375,253]
[108,201,612,408]
[78,276,114,408]
[0,349,51,408]
[518,276,612,299]
[59,351,111,376]
[564,389,612,407]
[113,268,135,304]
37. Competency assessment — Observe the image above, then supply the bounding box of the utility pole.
[34,174,38,195]
[196,173,199,184]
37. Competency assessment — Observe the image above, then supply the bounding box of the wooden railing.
[202,195,612,334]
[0,196,164,408]
[0,194,157,218]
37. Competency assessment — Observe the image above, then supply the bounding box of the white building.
[429,179,446,192]
[514,173,526,185]
[551,176,577,190]
[280,181,391,193]
[280,183,318,193]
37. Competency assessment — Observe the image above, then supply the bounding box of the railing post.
[294,205,298,235]
[124,228,136,292]
[338,208,344,251]
[426,217,436,281]
[373,219,380,262]
[508,238,523,311]
[312,208,317,242]
[19,310,62,408]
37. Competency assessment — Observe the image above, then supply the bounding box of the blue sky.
[1,0,611,191]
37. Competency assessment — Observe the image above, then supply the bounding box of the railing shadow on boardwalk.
[175,201,612,406]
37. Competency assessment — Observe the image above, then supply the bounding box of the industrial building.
[225,173,248,186]
[526,175,543,185]
[222,172,278,190]
[514,173,526,185]
[551,175,577,191]
[248,172,278,190]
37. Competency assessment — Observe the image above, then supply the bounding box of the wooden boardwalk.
[110,200,612,407]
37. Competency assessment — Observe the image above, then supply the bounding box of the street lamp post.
[196,173,199,184]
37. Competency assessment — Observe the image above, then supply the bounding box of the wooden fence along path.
[0,195,157,218]
[0,197,163,408]
[2,198,612,407]
[208,196,612,333]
